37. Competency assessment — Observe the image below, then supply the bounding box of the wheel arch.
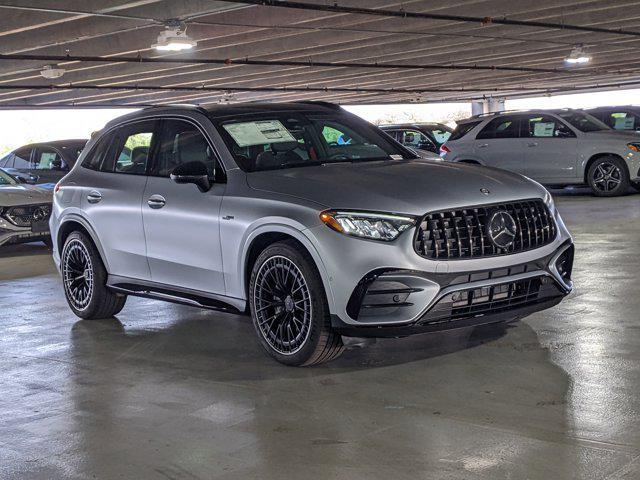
[57,215,110,271]
[583,153,628,183]
[241,226,334,312]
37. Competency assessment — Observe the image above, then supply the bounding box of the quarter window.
[82,133,114,171]
[0,153,13,168]
[476,116,520,139]
[153,119,225,182]
[12,148,31,168]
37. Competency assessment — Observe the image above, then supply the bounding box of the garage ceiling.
[0,0,639,107]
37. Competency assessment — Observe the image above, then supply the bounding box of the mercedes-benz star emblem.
[480,188,490,195]
[487,211,517,249]
[32,207,47,222]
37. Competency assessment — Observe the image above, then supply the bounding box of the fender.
[236,222,336,312]
[58,212,111,272]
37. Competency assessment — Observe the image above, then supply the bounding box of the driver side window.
[153,119,225,182]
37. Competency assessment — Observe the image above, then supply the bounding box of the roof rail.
[295,100,342,110]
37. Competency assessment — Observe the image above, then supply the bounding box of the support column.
[471,98,505,115]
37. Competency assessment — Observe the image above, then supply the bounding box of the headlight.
[320,210,416,241]
[627,143,640,152]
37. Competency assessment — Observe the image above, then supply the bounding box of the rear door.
[522,114,578,183]
[142,117,226,294]
[9,147,33,180]
[473,115,525,173]
[82,120,156,281]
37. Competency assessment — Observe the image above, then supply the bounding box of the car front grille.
[414,199,556,260]
[418,276,562,325]
[3,204,51,227]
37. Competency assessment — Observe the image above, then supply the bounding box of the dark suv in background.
[380,123,453,155]
[0,139,87,186]
[585,106,640,133]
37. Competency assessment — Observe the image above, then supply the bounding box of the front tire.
[61,231,126,319]
[249,240,344,366]
[587,156,629,197]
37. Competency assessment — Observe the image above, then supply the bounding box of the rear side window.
[13,148,31,168]
[82,133,114,171]
[449,121,481,141]
[476,116,520,139]
[106,121,156,175]
[0,153,13,168]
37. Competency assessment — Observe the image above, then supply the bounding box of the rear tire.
[587,156,629,197]
[61,231,126,319]
[249,240,344,366]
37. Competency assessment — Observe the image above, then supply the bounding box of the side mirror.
[170,161,211,192]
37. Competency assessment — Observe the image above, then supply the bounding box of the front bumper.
[0,216,50,246]
[329,240,573,337]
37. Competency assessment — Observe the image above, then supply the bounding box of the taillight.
[440,144,451,154]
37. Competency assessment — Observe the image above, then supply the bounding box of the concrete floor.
[2,190,640,480]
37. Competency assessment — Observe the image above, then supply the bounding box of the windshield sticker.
[223,120,296,147]
[390,154,403,160]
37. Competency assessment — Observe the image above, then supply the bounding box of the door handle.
[527,142,539,147]
[477,143,489,148]
[147,194,166,209]
[86,190,102,204]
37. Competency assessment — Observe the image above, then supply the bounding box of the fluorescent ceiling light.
[565,45,591,65]
[40,64,65,79]
[153,25,196,51]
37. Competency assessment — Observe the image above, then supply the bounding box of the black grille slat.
[415,199,556,260]
[3,204,51,228]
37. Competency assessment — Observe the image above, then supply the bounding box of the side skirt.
[106,275,247,314]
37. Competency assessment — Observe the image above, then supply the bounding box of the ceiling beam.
[214,0,640,38]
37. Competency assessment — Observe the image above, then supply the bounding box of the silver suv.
[441,109,640,196]
[51,102,574,366]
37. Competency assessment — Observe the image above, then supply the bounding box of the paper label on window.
[614,116,635,130]
[534,122,555,137]
[223,120,296,147]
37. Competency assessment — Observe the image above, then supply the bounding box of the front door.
[142,117,226,295]
[522,114,578,183]
[31,146,68,186]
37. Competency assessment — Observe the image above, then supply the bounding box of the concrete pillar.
[471,98,505,115]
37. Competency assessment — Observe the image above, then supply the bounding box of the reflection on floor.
[1,191,640,479]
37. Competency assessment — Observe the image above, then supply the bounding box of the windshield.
[214,112,415,171]
[557,111,610,132]
[423,125,453,146]
[0,169,18,186]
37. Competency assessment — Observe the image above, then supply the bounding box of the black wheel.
[61,231,126,319]
[587,156,629,197]
[249,240,344,366]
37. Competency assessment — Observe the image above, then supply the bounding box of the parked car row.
[433,107,640,197]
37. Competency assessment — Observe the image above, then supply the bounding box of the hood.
[246,160,546,215]
[582,130,640,141]
[0,184,53,207]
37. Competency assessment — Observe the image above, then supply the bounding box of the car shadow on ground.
[69,307,516,382]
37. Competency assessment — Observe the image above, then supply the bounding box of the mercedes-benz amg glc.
[50,102,573,366]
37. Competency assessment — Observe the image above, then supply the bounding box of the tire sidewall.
[61,231,107,319]
[588,156,629,197]
[249,242,329,366]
